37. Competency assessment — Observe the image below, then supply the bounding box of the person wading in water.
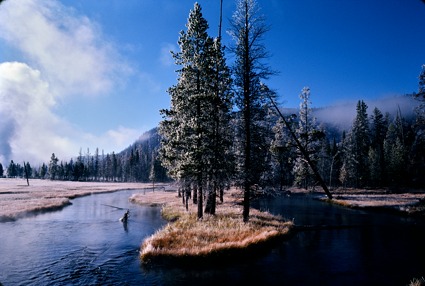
[120,209,130,223]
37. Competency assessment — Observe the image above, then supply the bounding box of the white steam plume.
[0,0,139,166]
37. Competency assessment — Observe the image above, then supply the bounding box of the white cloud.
[0,0,129,97]
[0,0,139,166]
[69,125,143,157]
[105,126,143,149]
[0,62,77,164]
[0,62,142,165]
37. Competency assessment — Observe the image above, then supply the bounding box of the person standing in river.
[121,209,129,223]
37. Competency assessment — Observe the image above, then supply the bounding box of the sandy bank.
[0,178,156,221]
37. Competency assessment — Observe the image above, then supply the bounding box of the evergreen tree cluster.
[159,3,234,218]
[269,97,425,191]
[159,0,280,220]
[2,128,168,183]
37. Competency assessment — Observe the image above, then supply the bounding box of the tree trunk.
[193,184,197,204]
[269,96,333,200]
[242,2,252,222]
[185,187,190,211]
[23,162,30,186]
[197,184,203,219]
[205,184,217,215]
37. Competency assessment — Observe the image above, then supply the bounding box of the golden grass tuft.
[136,188,293,263]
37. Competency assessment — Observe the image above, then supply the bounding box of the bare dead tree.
[268,94,333,200]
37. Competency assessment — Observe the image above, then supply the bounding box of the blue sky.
[0,0,424,165]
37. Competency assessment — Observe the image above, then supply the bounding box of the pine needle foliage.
[158,3,233,219]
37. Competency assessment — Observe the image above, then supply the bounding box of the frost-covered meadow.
[1,177,424,222]
[321,188,425,215]
[0,178,152,221]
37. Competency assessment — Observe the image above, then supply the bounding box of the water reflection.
[252,194,425,286]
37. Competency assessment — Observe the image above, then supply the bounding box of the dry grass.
[129,189,177,207]
[0,178,156,221]
[132,188,293,263]
[325,192,425,215]
[287,186,425,216]
[330,194,425,207]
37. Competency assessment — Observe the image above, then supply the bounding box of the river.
[0,189,166,285]
[252,194,425,286]
[0,190,424,285]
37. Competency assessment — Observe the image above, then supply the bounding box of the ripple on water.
[0,190,166,286]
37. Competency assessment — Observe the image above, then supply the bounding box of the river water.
[253,194,425,286]
[0,190,424,285]
[0,189,166,285]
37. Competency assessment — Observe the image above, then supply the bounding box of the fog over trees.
[2,1,424,222]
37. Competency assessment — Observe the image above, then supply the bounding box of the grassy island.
[130,188,293,263]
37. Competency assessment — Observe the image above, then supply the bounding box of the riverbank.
[287,186,425,217]
[330,191,425,216]
[0,178,156,222]
[130,188,293,263]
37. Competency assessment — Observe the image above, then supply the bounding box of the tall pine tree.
[159,3,233,219]
[228,0,275,222]
[351,100,370,187]
[203,38,234,215]
[293,87,323,189]
[369,107,387,187]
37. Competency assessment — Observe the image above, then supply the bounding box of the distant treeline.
[0,128,170,183]
[1,94,424,190]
